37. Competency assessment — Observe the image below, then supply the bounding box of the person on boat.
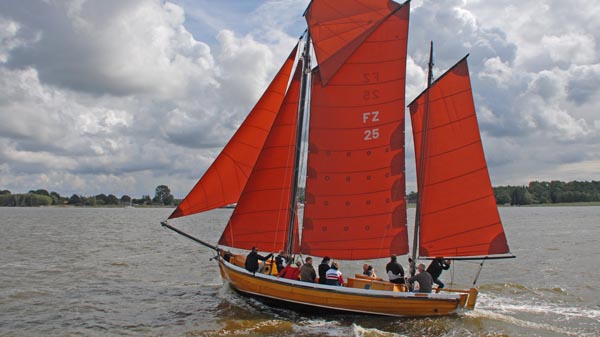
[279,260,302,280]
[426,258,451,289]
[362,264,377,278]
[244,247,273,274]
[318,256,331,284]
[385,255,405,284]
[275,250,289,274]
[300,256,317,282]
[325,261,344,286]
[407,263,433,293]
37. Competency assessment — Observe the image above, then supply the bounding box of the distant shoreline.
[3,202,600,209]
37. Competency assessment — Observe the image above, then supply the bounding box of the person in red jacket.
[279,260,302,280]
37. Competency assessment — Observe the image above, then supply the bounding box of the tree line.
[492,180,600,205]
[2,180,599,207]
[0,185,177,207]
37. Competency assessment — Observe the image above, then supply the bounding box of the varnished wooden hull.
[217,259,466,317]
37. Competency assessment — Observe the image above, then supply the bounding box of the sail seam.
[311,118,402,131]
[424,166,487,188]
[412,112,475,136]
[307,210,400,221]
[421,221,502,244]
[422,192,495,216]
[428,87,471,104]
[318,76,405,87]
[311,96,403,108]
[427,139,482,159]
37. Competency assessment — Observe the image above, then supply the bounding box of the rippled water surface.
[1,206,599,336]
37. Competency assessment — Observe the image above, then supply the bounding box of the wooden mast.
[286,32,311,256]
[411,41,434,274]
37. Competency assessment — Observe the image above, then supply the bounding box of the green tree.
[153,185,173,205]
[493,188,511,204]
[406,191,418,203]
[29,189,50,196]
[106,194,119,205]
[68,194,82,205]
[1,190,11,195]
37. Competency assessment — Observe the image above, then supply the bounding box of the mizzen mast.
[411,41,434,273]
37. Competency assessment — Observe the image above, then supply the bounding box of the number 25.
[364,128,380,141]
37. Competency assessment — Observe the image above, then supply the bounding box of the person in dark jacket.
[275,250,289,274]
[318,256,331,284]
[300,257,317,283]
[245,247,273,273]
[385,255,405,284]
[426,258,451,289]
[407,263,433,293]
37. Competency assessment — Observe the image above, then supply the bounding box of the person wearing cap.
[318,256,331,284]
[407,263,433,293]
[386,254,405,284]
[245,246,273,274]
[426,257,451,289]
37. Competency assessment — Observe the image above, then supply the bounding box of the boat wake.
[473,290,600,336]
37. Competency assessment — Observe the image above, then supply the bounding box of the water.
[0,206,598,336]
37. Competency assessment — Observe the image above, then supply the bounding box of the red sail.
[301,3,409,260]
[305,0,403,85]
[169,46,298,219]
[408,58,510,258]
[218,62,302,252]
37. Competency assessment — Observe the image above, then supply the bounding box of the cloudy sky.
[0,0,598,198]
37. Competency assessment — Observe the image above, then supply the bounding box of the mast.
[411,41,434,273]
[286,32,311,256]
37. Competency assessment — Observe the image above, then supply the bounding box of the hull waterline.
[217,258,469,317]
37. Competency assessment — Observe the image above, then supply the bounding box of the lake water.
[0,206,599,336]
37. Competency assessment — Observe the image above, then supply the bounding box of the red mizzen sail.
[301,2,410,260]
[218,61,302,252]
[409,57,510,258]
[305,0,403,85]
[168,46,298,219]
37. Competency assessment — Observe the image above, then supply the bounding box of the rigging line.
[449,260,455,289]
[473,260,485,285]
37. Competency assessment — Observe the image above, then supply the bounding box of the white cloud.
[0,0,599,198]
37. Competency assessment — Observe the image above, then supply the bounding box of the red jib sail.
[219,61,302,252]
[409,57,510,258]
[301,2,410,260]
[168,46,298,219]
[305,0,403,85]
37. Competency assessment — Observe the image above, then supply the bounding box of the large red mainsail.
[306,0,402,85]
[218,62,302,252]
[168,46,298,219]
[409,57,510,258]
[301,2,410,260]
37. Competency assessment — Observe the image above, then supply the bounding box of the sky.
[0,0,599,198]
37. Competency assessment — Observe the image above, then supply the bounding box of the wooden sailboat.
[161,0,512,317]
